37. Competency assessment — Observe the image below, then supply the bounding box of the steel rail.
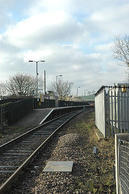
[0,109,84,194]
[0,110,78,152]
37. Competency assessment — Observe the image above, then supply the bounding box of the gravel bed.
[11,129,90,194]
[10,110,115,194]
[34,133,85,194]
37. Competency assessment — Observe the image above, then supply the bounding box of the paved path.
[11,108,53,129]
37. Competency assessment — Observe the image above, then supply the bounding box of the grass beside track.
[66,111,115,193]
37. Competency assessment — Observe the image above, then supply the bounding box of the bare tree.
[50,79,73,100]
[113,35,129,66]
[6,74,36,96]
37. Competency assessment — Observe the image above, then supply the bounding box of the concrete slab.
[43,161,73,172]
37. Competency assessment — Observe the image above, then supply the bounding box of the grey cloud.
[0,37,20,53]
[6,20,85,49]
[0,0,128,93]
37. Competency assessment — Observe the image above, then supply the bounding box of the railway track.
[0,109,83,194]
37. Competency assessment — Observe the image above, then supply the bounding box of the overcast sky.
[0,0,129,95]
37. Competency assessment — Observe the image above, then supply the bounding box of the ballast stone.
[43,161,73,172]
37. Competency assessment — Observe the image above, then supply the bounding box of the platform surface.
[43,161,73,172]
[11,108,52,129]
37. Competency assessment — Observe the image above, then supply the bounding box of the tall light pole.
[77,86,80,97]
[84,89,87,96]
[56,75,63,100]
[56,74,63,83]
[29,60,45,97]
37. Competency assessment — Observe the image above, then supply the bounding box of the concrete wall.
[95,89,106,137]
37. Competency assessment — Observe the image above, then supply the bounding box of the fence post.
[127,90,129,132]
[117,90,120,132]
[114,88,117,133]
[105,90,110,137]
[111,90,114,136]
[115,134,120,194]
[104,89,107,137]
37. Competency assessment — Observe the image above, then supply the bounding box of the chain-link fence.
[115,133,129,194]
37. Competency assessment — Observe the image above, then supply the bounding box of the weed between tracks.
[66,112,116,193]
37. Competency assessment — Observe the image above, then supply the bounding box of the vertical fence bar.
[114,88,117,134]
[104,89,107,137]
[120,91,122,133]
[124,92,126,132]
[109,90,111,135]
[123,92,125,132]
[117,90,120,133]
[106,90,110,136]
[115,134,119,194]
[121,92,123,132]
[111,90,114,135]
[109,89,112,136]
[125,92,127,132]
[127,90,129,132]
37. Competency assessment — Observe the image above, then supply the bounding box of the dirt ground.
[11,110,116,194]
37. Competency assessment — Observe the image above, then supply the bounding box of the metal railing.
[95,84,129,137]
[115,133,129,194]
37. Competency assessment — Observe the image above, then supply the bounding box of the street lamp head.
[56,74,63,78]
[28,60,34,62]
[29,60,45,63]
[28,59,45,98]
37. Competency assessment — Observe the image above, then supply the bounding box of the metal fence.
[34,99,56,108]
[34,99,90,109]
[115,133,129,194]
[95,84,129,137]
[0,104,8,129]
[0,98,33,127]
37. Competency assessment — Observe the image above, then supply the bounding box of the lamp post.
[84,89,87,96]
[28,60,45,97]
[56,74,63,83]
[77,87,80,97]
[55,75,63,100]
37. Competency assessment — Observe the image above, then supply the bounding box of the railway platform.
[11,108,53,129]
